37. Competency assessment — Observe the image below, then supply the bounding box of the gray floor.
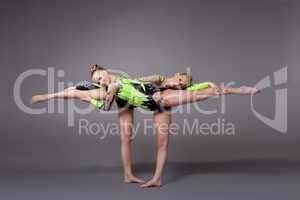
[1,160,300,200]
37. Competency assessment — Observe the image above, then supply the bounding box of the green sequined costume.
[75,78,210,111]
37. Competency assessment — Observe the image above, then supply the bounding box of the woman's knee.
[67,89,79,98]
[91,89,107,100]
[157,135,168,150]
[121,131,132,144]
[77,91,91,101]
[153,93,173,107]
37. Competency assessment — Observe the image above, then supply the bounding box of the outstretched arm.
[187,82,223,94]
[138,75,217,91]
[136,74,165,86]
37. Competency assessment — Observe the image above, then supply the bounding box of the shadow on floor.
[2,160,300,184]
[161,160,300,184]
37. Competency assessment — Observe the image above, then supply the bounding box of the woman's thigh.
[153,110,171,135]
[118,108,134,139]
[77,88,106,100]
[153,89,215,108]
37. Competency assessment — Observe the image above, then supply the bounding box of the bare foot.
[239,86,259,95]
[124,175,145,184]
[140,178,162,188]
[31,95,48,104]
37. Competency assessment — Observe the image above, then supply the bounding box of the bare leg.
[153,88,211,108]
[140,110,171,188]
[118,108,145,184]
[153,85,259,108]
[31,87,106,104]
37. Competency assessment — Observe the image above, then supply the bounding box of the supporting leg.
[140,110,171,188]
[118,108,145,184]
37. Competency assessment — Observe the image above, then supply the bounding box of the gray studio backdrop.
[0,0,299,169]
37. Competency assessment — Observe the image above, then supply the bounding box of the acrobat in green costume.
[75,78,209,110]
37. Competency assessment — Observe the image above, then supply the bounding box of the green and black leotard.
[75,80,105,108]
[75,77,210,111]
[114,77,164,111]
